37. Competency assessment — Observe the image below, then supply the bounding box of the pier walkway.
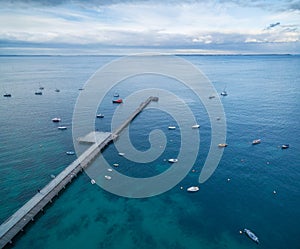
[0,96,158,248]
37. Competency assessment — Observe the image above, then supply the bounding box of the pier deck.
[0,96,158,248]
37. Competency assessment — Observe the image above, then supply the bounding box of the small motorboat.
[113,163,119,167]
[187,186,199,192]
[209,95,215,99]
[168,126,176,130]
[52,118,61,122]
[218,143,228,147]
[35,91,43,95]
[112,98,123,103]
[168,158,178,163]
[3,93,12,97]
[104,175,112,180]
[66,151,75,155]
[39,83,44,90]
[281,144,289,149]
[244,229,259,244]
[55,89,60,92]
[91,179,96,184]
[78,88,84,91]
[58,126,67,130]
[192,124,200,129]
[96,113,104,118]
[252,139,261,145]
[118,152,125,156]
[113,92,119,97]
[220,90,228,96]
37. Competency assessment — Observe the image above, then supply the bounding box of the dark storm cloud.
[267,22,281,29]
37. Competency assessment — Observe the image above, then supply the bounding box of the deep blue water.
[0,55,299,249]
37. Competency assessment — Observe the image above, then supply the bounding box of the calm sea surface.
[0,55,299,249]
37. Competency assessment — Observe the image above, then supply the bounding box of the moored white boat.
[168,158,178,163]
[220,90,228,96]
[52,117,61,122]
[58,126,67,130]
[104,175,112,180]
[66,151,75,155]
[244,228,259,244]
[252,139,261,145]
[168,126,176,130]
[187,186,199,192]
[192,124,200,129]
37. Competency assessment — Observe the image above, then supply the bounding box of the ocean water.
[0,54,299,249]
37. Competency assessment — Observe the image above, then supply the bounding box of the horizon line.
[0,53,299,57]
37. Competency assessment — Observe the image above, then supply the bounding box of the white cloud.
[0,0,299,53]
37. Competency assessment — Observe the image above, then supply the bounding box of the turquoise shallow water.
[0,55,299,249]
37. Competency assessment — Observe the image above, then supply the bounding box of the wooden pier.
[0,96,158,249]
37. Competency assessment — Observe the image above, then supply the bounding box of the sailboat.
[220,85,228,96]
[39,83,44,90]
[3,86,12,97]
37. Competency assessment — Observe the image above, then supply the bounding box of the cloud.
[0,0,299,54]
[287,1,300,11]
[267,22,281,29]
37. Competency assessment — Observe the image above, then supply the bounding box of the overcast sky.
[0,0,299,54]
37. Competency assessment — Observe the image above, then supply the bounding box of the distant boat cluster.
[35,83,61,95]
[61,92,122,156]
[112,91,123,104]
[211,89,290,150]
[2,82,62,97]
